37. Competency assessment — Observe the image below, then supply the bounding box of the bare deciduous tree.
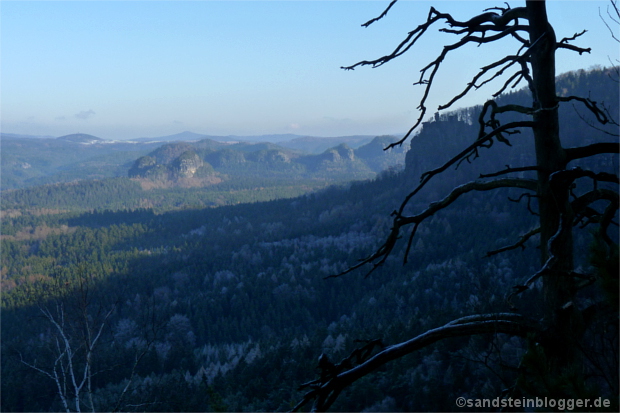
[19,273,115,412]
[293,1,619,410]
[18,271,162,412]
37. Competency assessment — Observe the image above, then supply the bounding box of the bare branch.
[479,165,539,179]
[330,177,537,278]
[20,350,72,412]
[472,100,537,152]
[492,70,526,97]
[571,188,620,247]
[292,314,539,412]
[558,95,616,126]
[599,195,620,246]
[333,122,538,279]
[486,227,541,257]
[571,103,619,137]
[556,43,591,55]
[565,142,620,162]
[600,0,620,43]
[558,30,588,45]
[506,212,574,307]
[438,53,525,111]
[508,192,540,216]
[551,167,619,187]
[397,178,538,228]
[362,0,398,28]
[401,121,535,204]
[508,181,618,307]
[343,5,531,149]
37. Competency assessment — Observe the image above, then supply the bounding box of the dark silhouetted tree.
[293,1,618,410]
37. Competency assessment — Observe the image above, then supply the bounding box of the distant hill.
[56,133,106,143]
[278,135,376,153]
[133,131,209,142]
[1,137,163,189]
[127,136,406,186]
[227,133,304,143]
[2,131,405,191]
[354,136,407,172]
[131,132,381,152]
[132,132,304,144]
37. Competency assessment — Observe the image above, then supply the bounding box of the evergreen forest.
[1,67,618,411]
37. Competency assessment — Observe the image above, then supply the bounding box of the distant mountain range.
[1,130,407,190]
[2,131,395,154]
[56,133,106,143]
[132,132,304,143]
[127,135,406,187]
[132,131,384,153]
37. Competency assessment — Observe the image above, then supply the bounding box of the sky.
[2,1,618,140]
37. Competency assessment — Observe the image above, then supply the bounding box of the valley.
[1,67,618,412]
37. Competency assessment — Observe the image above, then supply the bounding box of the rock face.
[313,144,355,165]
[354,136,406,172]
[171,151,204,178]
[128,156,158,178]
[129,150,213,181]
[404,117,478,180]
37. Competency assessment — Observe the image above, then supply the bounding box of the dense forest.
[1,67,618,411]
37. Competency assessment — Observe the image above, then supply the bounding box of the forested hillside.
[1,133,402,193]
[126,136,405,188]
[0,137,161,190]
[2,135,405,213]
[1,67,617,411]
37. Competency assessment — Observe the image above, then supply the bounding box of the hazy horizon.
[3,1,618,140]
[1,130,391,143]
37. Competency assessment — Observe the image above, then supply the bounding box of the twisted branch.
[330,177,536,278]
[479,165,539,179]
[556,30,591,54]
[292,313,539,412]
[342,6,530,149]
[400,121,535,214]
[486,227,541,257]
[565,142,620,162]
[362,0,398,28]
[558,95,615,126]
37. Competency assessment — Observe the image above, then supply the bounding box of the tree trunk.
[527,0,578,377]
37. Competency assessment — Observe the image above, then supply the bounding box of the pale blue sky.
[2,1,618,140]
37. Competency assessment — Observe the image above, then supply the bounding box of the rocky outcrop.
[355,136,406,172]
[171,151,204,178]
[317,144,355,164]
[129,150,214,181]
[128,155,158,178]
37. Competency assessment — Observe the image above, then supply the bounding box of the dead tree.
[19,272,115,413]
[293,1,619,410]
[18,271,161,412]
